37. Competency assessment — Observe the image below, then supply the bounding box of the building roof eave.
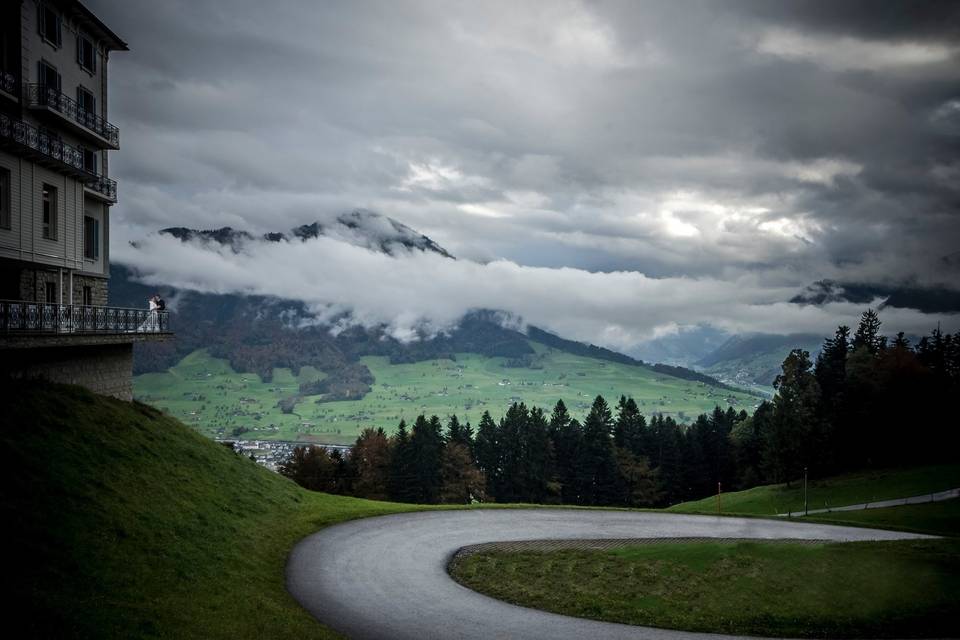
[68,1,129,52]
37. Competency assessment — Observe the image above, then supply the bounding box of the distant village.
[219,439,351,471]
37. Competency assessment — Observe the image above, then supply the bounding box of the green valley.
[135,343,759,444]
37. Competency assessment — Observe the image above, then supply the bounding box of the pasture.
[134,344,759,444]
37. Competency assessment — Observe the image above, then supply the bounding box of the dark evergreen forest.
[280,311,959,506]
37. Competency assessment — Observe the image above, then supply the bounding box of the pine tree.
[579,395,618,505]
[498,403,528,502]
[474,411,500,500]
[523,406,554,503]
[613,395,647,457]
[853,309,886,355]
[764,349,822,484]
[388,419,416,502]
[409,415,444,503]
[548,400,582,505]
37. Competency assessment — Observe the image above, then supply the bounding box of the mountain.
[110,213,755,439]
[626,325,731,367]
[791,280,960,314]
[696,332,826,390]
[159,208,455,258]
[116,211,728,389]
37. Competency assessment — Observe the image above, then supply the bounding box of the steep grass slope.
[2,381,423,639]
[136,346,759,444]
[668,465,960,516]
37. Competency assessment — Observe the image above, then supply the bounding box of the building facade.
[1,0,124,305]
[0,1,170,400]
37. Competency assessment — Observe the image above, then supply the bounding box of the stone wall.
[71,274,109,306]
[0,264,109,305]
[0,342,133,400]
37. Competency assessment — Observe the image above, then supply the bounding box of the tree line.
[280,310,959,506]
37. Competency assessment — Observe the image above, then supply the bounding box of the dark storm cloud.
[736,0,960,42]
[87,0,960,343]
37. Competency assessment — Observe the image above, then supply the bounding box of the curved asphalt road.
[286,509,930,640]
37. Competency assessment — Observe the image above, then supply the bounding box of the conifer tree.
[523,406,554,502]
[764,349,822,484]
[613,395,647,457]
[853,309,886,355]
[579,395,618,505]
[474,410,501,500]
[549,400,582,504]
[388,419,417,502]
[409,415,444,503]
[497,403,529,502]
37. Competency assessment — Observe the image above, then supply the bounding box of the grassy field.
[135,344,759,444]
[669,465,960,516]
[805,498,960,537]
[3,380,432,639]
[449,539,960,638]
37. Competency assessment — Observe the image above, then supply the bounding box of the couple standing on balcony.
[139,294,166,332]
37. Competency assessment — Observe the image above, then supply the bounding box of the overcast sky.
[92,0,960,346]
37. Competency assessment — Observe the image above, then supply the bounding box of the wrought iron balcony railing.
[0,70,16,96]
[85,175,118,202]
[0,114,118,203]
[0,300,171,335]
[25,84,119,147]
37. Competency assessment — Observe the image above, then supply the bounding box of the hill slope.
[668,465,960,517]
[135,345,760,444]
[2,381,423,639]
[696,332,825,389]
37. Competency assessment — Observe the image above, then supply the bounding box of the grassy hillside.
[2,380,426,639]
[135,345,759,444]
[669,465,960,516]
[805,498,960,537]
[450,539,960,638]
[698,333,824,391]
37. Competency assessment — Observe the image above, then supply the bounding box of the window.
[42,183,57,240]
[39,60,60,92]
[0,168,9,229]
[84,215,99,260]
[77,86,96,115]
[82,285,92,306]
[81,147,97,174]
[38,4,62,48]
[44,281,56,303]
[77,34,96,73]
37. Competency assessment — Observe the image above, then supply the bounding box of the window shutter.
[38,4,45,39]
[94,219,100,258]
[55,14,62,47]
[77,35,82,65]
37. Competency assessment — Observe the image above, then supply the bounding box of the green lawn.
[3,380,432,639]
[135,345,759,444]
[450,540,960,638]
[805,498,960,537]
[669,465,960,515]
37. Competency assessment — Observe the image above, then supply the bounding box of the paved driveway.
[286,509,929,640]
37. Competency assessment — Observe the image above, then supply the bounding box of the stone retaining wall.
[0,342,134,400]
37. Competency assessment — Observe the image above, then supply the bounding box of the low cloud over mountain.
[116,211,959,351]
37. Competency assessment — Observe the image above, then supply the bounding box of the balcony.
[0,70,16,102]
[1,300,171,336]
[0,113,118,204]
[24,84,119,149]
